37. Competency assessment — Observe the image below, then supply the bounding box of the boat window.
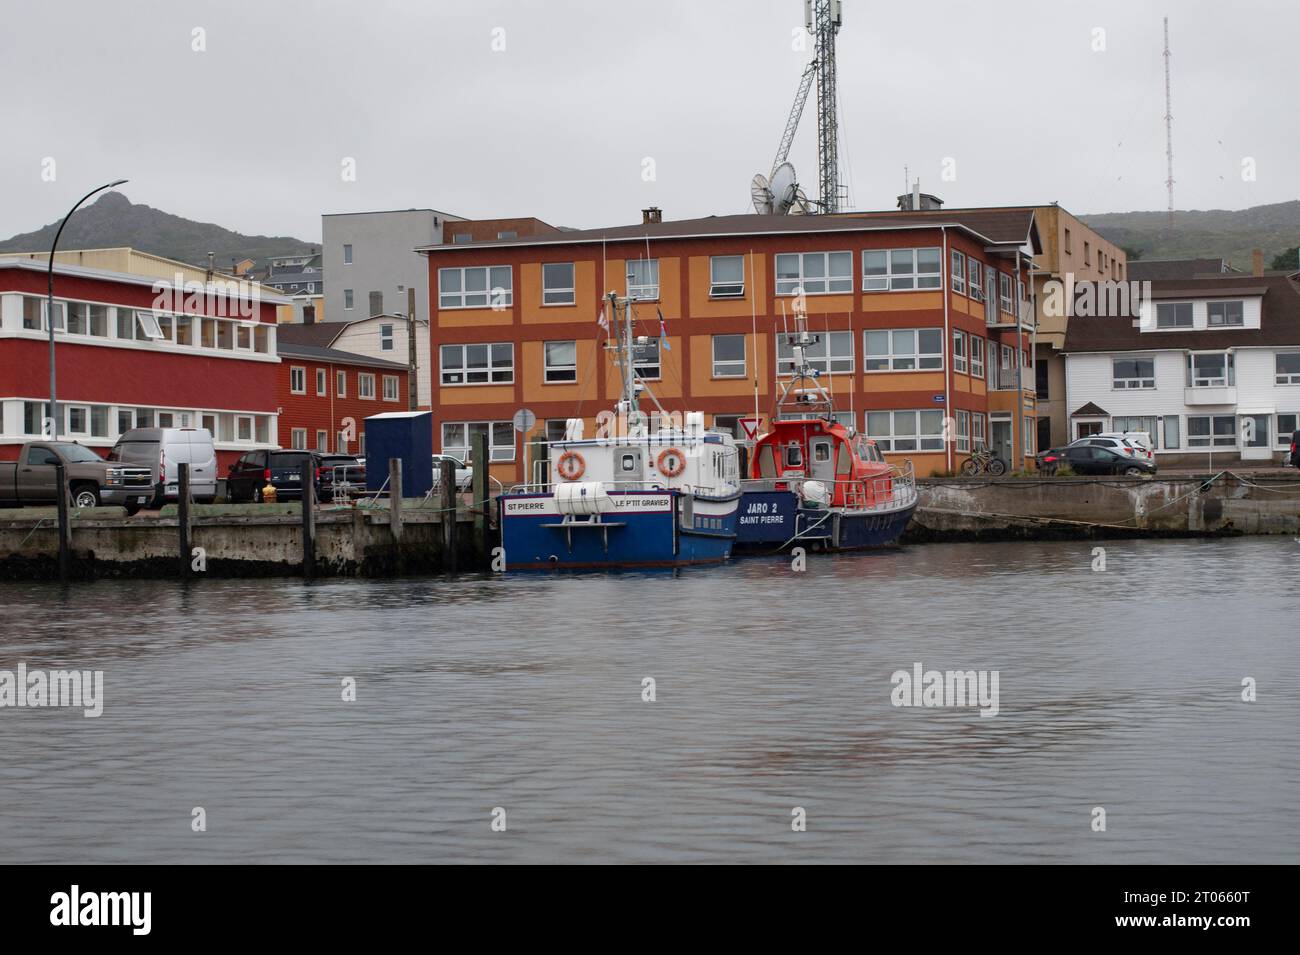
[785,445,803,467]
[836,446,852,475]
[756,444,777,478]
[620,454,636,472]
[814,443,831,462]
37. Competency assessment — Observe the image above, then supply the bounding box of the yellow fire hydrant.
[262,483,278,504]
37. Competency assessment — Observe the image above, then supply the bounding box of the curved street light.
[46,179,128,440]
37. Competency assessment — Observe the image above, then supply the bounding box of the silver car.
[432,454,473,490]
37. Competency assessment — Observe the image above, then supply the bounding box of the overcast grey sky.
[2,0,1295,241]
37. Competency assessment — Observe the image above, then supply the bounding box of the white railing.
[826,461,917,512]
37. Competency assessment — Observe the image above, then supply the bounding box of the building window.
[953,330,967,373]
[1186,352,1233,388]
[1084,241,1091,265]
[956,410,971,452]
[1275,414,1297,448]
[709,255,745,297]
[1023,416,1035,455]
[777,330,853,375]
[1207,300,1244,327]
[712,334,746,377]
[1187,415,1236,448]
[380,324,394,351]
[316,430,329,452]
[1155,302,1193,329]
[1112,356,1155,389]
[438,265,513,309]
[863,328,943,371]
[627,259,659,300]
[289,366,306,394]
[950,250,965,295]
[1276,353,1300,385]
[865,409,945,452]
[316,369,327,396]
[344,289,354,310]
[337,430,350,453]
[343,244,353,265]
[775,251,852,295]
[1064,228,1072,254]
[862,247,942,291]
[497,230,517,240]
[970,336,985,378]
[542,262,576,305]
[440,343,514,385]
[633,338,661,380]
[359,373,376,399]
[1000,273,1013,314]
[382,375,400,401]
[291,428,307,450]
[336,370,346,397]
[1163,416,1180,450]
[972,412,987,450]
[967,258,984,302]
[442,421,516,462]
[544,340,577,383]
[1112,416,1158,444]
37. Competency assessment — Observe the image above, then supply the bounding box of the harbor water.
[1,537,1297,864]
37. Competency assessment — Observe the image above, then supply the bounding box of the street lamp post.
[46,179,128,440]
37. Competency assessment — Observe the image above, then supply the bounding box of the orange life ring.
[657,447,686,478]
[556,450,585,481]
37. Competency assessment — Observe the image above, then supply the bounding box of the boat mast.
[775,293,835,420]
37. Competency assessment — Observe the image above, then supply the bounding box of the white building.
[1063,272,1300,464]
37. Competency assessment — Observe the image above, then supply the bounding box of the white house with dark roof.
[1062,271,1300,464]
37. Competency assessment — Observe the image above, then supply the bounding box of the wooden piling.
[55,462,70,583]
[178,462,191,579]
[388,457,403,543]
[301,468,315,578]
[440,458,457,572]
[471,430,489,560]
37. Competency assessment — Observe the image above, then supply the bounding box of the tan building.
[1026,205,1128,448]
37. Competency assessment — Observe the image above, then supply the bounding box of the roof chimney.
[895,188,944,212]
[642,206,662,225]
[206,252,215,282]
[1252,248,1264,276]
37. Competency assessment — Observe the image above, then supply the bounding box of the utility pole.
[808,0,843,213]
[406,287,418,411]
[1163,16,1175,232]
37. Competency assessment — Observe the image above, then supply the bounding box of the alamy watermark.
[0,663,104,717]
[890,663,999,717]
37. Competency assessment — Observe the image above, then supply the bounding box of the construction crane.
[752,1,844,215]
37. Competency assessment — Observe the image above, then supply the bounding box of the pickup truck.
[0,442,154,511]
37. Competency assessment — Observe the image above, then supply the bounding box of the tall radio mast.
[1163,16,1174,231]
[808,0,844,213]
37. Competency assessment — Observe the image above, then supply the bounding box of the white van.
[108,428,218,510]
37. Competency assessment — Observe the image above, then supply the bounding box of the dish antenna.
[770,161,799,215]
[751,172,774,214]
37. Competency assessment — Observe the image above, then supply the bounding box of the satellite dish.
[770,162,798,215]
[791,186,812,215]
[751,172,774,214]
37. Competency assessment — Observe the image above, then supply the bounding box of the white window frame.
[441,421,517,463]
[542,262,576,306]
[440,342,515,386]
[864,409,946,452]
[950,250,965,295]
[709,255,745,298]
[543,340,578,383]
[777,330,853,375]
[382,375,400,401]
[1156,302,1193,329]
[1207,300,1245,327]
[1276,352,1300,385]
[358,373,376,400]
[344,289,354,310]
[972,412,987,450]
[967,257,985,302]
[970,336,985,378]
[336,370,346,397]
[862,247,942,291]
[438,265,513,309]
[290,365,306,394]
[863,328,943,372]
[315,430,329,452]
[236,415,255,442]
[711,334,747,378]
[316,368,327,396]
[627,259,660,300]
[291,428,307,450]
[1112,356,1156,390]
[1187,414,1237,449]
[1186,351,1234,388]
[956,409,971,453]
[999,273,1013,314]
[380,324,394,351]
[775,250,853,296]
[633,338,662,381]
[343,244,353,265]
[953,330,967,374]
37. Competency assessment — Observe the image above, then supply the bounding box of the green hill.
[1082,200,1300,268]
[0,192,317,270]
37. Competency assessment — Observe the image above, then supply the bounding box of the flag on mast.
[597,305,608,335]
[657,307,671,351]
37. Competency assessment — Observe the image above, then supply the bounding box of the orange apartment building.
[418,207,1041,482]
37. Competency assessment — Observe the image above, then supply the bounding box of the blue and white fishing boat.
[498,292,743,570]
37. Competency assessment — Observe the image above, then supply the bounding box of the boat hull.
[499,489,739,570]
[734,488,915,552]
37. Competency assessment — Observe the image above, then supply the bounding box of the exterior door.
[1241,415,1271,460]
[991,418,1013,465]
[810,437,835,483]
[18,446,59,501]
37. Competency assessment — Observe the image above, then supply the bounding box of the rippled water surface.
[1,537,1297,863]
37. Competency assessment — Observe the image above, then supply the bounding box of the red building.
[1,256,283,470]
[275,324,409,455]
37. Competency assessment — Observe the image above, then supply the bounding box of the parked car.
[1036,447,1069,475]
[107,427,218,509]
[1290,429,1300,468]
[1092,431,1155,460]
[227,449,321,503]
[432,454,473,490]
[1059,445,1156,476]
[0,441,153,511]
[1067,435,1150,460]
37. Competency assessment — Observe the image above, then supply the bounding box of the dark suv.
[227,450,318,503]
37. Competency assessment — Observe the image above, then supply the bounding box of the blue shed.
[364,411,433,498]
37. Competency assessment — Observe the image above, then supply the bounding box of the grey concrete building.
[321,209,464,324]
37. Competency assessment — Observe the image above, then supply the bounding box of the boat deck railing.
[740,462,918,512]
[504,479,740,499]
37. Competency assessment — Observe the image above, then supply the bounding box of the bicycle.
[960,447,1007,476]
